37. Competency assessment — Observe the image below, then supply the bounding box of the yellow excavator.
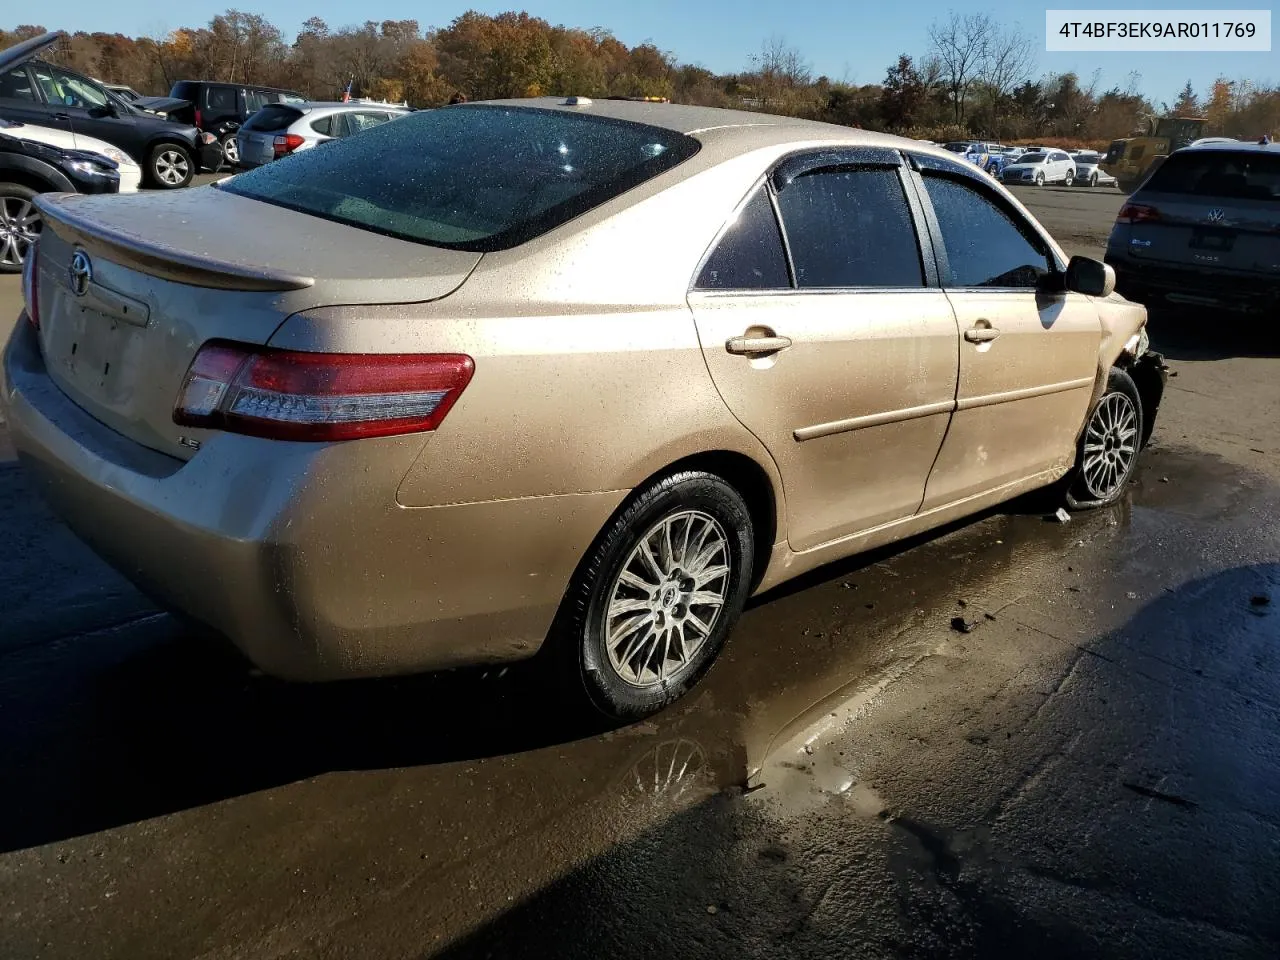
[1101,116,1210,193]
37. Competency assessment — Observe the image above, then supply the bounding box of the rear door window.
[922,173,1054,288]
[695,187,790,290]
[1143,151,1280,201]
[309,115,332,136]
[245,90,270,113]
[221,104,700,251]
[773,167,924,288]
[243,105,303,132]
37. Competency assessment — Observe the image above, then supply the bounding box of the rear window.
[221,105,701,251]
[243,105,303,131]
[1143,151,1280,201]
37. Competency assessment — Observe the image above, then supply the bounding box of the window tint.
[696,188,790,290]
[221,104,700,251]
[243,104,302,131]
[0,67,36,102]
[310,115,332,136]
[774,167,923,288]
[205,86,237,113]
[923,174,1053,288]
[245,90,270,112]
[1143,151,1280,201]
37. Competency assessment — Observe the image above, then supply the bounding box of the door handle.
[52,112,71,122]
[726,334,792,356]
[964,326,1001,343]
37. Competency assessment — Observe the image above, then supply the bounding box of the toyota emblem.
[1205,208,1226,223]
[68,251,92,297]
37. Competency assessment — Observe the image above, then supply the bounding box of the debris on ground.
[984,612,997,621]
[951,616,976,634]
[1127,591,1139,599]
[1160,476,1171,483]
[706,905,718,915]
[1050,507,1072,523]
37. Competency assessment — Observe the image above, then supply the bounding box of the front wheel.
[218,134,239,168]
[1089,172,1099,187]
[147,143,193,188]
[553,470,755,721]
[0,182,41,274]
[1066,368,1144,510]
[1063,169,1074,186]
[1035,172,1045,186]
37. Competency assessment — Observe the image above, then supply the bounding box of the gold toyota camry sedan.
[3,97,1166,719]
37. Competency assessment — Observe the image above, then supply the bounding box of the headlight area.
[1123,327,1150,359]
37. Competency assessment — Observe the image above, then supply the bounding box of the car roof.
[297,101,410,110]
[470,97,938,155]
[1180,141,1280,153]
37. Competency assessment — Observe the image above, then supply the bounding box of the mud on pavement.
[1,305,1279,958]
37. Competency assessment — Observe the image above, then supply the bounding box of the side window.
[695,187,790,290]
[30,66,109,108]
[245,90,269,112]
[310,115,332,136]
[922,174,1054,288]
[0,67,37,102]
[348,112,391,133]
[774,167,924,288]
[329,113,350,138]
[206,86,238,113]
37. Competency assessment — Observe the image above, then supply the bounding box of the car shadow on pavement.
[425,562,1280,960]
[1148,308,1280,362]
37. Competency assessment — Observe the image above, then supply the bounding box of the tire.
[1063,169,1074,186]
[1035,172,1045,186]
[0,182,41,274]
[1065,368,1144,510]
[147,143,194,189]
[218,134,239,168]
[552,470,755,722]
[1089,172,1098,187]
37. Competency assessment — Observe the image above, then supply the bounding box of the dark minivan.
[0,32,218,188]
[168,81,305,167]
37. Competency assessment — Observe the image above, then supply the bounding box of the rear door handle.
[52,112,71,122]
[726,335,793,356]
[964,326,1001,343]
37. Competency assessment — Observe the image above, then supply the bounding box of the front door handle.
[726,334,793,356]
[964,326,1001,343]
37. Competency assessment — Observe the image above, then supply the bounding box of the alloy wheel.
[1081,393,1139,500]
[221,137,239,164]
[0,195,40,268]
[602,510,731,688]
[155,150,190,186]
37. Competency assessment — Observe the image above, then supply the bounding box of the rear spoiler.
[35,193,315,292]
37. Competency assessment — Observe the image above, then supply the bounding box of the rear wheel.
[1063,169,1074,186]
[147,143,193,188]
[553,471,755,721]
[1089,171,1099,187]
[0,183,41,274]
[1066,368,1144,510]
[1035,171,1045,186]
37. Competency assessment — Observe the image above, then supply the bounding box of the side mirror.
[1065,255,1116,297]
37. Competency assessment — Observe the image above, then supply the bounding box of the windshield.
[943,142,970,153]
[1015,153,1045,163]
[221,105,701,251]
[1144,151,1280,201]
[1075,152,1100,163]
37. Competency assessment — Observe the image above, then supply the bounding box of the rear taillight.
[21,242,39,330]
[194,108,202,130]
[273,133,305,157]
[1117,203,1161,224]
[173,341,474,442]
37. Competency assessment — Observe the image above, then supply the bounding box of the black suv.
[168,80,305,167]
[0,32,218,188]
[0,117,120,271]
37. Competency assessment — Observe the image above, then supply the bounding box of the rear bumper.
[2,320,624,681]
[1107,257,1280,314]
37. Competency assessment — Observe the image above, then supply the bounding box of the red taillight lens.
[273,133,305,157]
[1117,203,1161,224]
[21,241,39,330]
[194,108,202,130]
[174,341,475,442]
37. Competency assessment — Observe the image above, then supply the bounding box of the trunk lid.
[31,188,481,460]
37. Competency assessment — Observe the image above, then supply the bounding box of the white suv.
[235,101,410,170]
[1001,149,1076,186]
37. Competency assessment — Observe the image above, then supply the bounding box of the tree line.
[3,9,1277,145]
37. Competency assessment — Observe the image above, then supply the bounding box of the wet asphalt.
[1,187,1278,959]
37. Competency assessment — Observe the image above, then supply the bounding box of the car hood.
[131,96,190,114]
[0,30,62,73]
[1003,164,1043,173]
